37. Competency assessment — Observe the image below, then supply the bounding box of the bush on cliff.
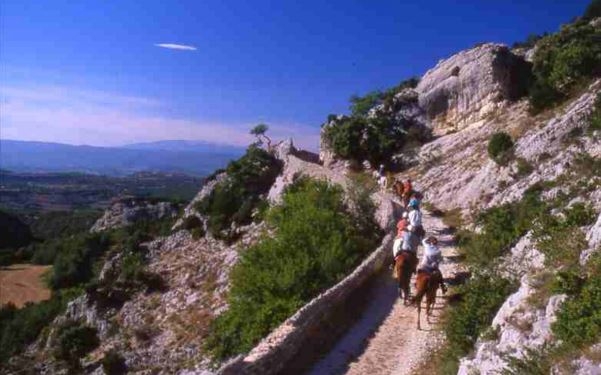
[553,252,601,347]
[54,320,99,366]
[322,78,427,167]
[205,177,382,361]
[487,132,514,165]
[589,92,601,132]
[529,18,601,112]
[195,145,282,240]
[0,288,80,362]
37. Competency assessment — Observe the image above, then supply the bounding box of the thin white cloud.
[154,43,197,51]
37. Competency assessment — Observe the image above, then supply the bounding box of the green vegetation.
[0,288,81,362]
[439,189,551,373]
[30,210,102,240]
[553,252,601,347]
[322,77,428,167]
[487,132,514,165]
[515,158,534,177]
[195,145,282,240]
[54,320,99,365]
[250,123,273,148]
[444,275,515,362]
[512,33,546,50]
[460,189,546,268]
[102,350,127,374]
[0,214,177,364]
[528,12,601,112]
[589,92,601,132]
[205,177,382,361]
[49,233,112,289]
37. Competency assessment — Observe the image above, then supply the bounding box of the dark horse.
[394,251,417,305]
[414,270,440,330]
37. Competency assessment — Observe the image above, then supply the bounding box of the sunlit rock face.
[416,43,531,134]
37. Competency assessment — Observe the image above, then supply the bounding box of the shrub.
[322,77,427,167]
[529,21,601,112]
[205,178,382,361]
[0,288,81,362]
[182,215,202,231]
[50,233,112,289]
[102,350,127,375]
[515,158,534,177]
[445,274,515,360]
[30,210,102,240]
[461,190,546,268]
[196,146,282,239]
[553,258,601,347]
[55,321,99,364]
[564,202,596,226]
[589,92,601,132]
[487,132,514,164]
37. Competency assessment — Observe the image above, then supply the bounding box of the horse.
[393,252,415,305]
[413,270,440,330]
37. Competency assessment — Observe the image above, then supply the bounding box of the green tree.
[250,123,272,148]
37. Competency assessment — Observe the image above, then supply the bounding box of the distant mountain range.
[0,140,245,176]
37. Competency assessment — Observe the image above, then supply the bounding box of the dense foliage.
[322,77,428,167]
[195,145,282,239]
[445,275,514,357]
[459,188,546,268]
[0,210,33,250]
[0,289,80,362]
[487,132,514,165]
[30,210,102,240]
[529,15,601,112]
[102,350,127,374]
[205,178,382,361]
[54,320,100,365]
[553,253,601,347]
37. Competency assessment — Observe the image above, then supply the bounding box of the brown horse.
[393,252,414,305]
[414,270,440,330]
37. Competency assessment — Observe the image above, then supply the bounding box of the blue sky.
[0,0,591,150]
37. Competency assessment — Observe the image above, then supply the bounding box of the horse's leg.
[416,299,421,330]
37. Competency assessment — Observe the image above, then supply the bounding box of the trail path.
[307,210,462,375]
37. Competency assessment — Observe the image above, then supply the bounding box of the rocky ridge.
[91,198,179,233]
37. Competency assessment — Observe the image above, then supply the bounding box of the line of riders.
[376,166,447,308]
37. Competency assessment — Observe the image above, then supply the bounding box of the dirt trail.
[307,211,462,375]
[0,264,52,307]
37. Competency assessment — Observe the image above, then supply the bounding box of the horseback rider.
[393,179,405,200]
[418,236,447,294]
[392,212,419,272]
[402,179,413,206]
[407,200,425,240]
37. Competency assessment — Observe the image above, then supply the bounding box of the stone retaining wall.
[217,233,395,375]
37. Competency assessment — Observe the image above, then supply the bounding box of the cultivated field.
[0,264,52,307]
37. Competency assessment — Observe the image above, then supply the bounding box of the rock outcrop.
[91,198,178,232]
[416,43,531,134]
